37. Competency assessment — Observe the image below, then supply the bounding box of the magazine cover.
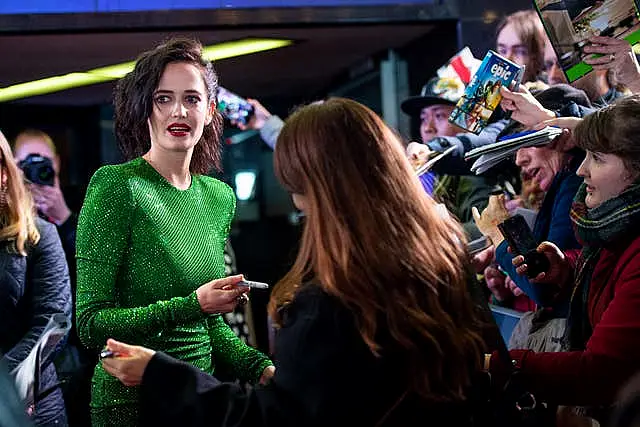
[534,0,640,82]
[448,50,522,135]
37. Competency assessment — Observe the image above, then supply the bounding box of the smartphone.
[237,280,269,290]
[497,214,549,278]
[217,87,254,126]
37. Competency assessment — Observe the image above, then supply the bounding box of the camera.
[18,154,55,186]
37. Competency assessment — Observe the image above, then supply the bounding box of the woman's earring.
[0,183,7,212]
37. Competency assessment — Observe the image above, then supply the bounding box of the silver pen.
[237,280,270,290]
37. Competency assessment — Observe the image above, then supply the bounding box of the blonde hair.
[13,129,57,156]
[0,130,39,255]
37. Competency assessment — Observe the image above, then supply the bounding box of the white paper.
[11,314,71,404]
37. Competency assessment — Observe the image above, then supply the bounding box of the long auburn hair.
[0,130,39,255]
[270,98,484,401]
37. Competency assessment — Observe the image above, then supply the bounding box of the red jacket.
[493,234,640,406]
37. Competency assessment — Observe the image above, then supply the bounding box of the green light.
[0,38,292,102]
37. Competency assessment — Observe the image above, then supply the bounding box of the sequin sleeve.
[76,166,204,349]
[206,315,272,383]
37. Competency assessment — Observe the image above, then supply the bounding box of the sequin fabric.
[76,157,272,426]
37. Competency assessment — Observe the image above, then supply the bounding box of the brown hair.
[574,94,640,174]
[0,130,39,255]
[496,9,546,83]
[270,97,484,401]
[114,37,223,174]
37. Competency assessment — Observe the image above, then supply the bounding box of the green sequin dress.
[76,158,272,426]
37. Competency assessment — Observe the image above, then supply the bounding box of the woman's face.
[497,23,530,69]
[148,62,214,155]
[515,146,564,192]
[577,151,637,208]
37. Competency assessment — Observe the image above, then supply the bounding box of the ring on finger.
[236,293,249,306]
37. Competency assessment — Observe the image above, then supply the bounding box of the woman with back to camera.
[476,95,640,420]
[0,130,72,426]
[75,38,273,426]
[99,97,487,426]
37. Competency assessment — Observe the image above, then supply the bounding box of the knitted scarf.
[565,181,640,350]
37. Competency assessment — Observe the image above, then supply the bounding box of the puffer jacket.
[1,217,72,425]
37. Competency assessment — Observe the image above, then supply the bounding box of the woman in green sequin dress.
[75,38,274,426]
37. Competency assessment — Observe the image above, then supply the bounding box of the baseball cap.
[400,76,466,116]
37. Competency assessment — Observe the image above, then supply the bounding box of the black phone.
[497,214,549,278]
[217,87,254,126]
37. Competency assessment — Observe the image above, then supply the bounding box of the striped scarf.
[565,181,640,350]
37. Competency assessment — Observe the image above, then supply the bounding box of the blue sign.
[0,0,434,15]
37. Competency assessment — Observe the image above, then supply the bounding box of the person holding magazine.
[478,96,640,419]
[0,130,72,426]
[401,72,499,240]
[419,9,548,176]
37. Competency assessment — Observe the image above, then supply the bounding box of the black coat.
[0,217,72,425]
[140,285,474,427]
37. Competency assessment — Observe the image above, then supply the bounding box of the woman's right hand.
[512,241,570,285]
[195,274,249,314]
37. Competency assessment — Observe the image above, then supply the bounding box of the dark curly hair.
[114,37,223,174]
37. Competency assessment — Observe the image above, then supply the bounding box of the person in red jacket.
[476,94,640,420]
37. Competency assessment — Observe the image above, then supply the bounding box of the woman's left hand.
[101,338,156,387]
[472,195,510,247]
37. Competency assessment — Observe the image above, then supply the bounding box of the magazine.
[534,0,640,82]
[11,314,71,406]
[448,50,523,135]
[465,126,564,174]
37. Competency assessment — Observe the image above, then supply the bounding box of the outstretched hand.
[500,84,555,128]
[533,117,583,152]
[472,195,510,247]
[231,98,272,131]
[101,339,156,387]
[583,36,640,94]
[511,241,570,285]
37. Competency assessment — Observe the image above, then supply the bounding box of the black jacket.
[140,285,474,427]
[0,217,72,425]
